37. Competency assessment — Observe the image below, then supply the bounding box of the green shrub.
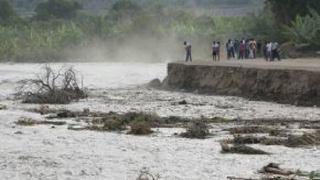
[128,120,153,135]
[284,9,320,49]
[121,112,161,126]
[103,119,126,131]
[180,120,209,139]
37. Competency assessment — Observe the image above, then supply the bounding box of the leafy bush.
[284,9,320,49]
[129,119,153,135]
[121,112,161,126]
[103,118,126,131]
[180,120,209,139]
[123,113,154,135]
[265,0,320,25]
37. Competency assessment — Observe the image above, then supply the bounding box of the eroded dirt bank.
[163,61,320,106]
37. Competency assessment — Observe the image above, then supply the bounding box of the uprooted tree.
[17,65,87,104]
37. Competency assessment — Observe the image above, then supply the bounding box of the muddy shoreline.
[162,62,320,106]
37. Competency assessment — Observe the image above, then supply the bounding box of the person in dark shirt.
[184,41,192,62]
[263,41,268,61]
[234,39,240,59]
[212,41,219,61]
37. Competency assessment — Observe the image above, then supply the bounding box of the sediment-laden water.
[0,63,319,180]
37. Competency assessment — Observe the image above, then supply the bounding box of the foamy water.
[0,62,320,180]
[0,63,166,98]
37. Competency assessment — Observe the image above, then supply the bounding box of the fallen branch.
[17,65,87,104]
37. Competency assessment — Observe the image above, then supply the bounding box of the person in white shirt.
[266,42,272,61]
[212,41,220,61]
[226,39,235,60]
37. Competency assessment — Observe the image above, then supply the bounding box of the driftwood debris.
[258,163,299,180]
[220,143,269,155]
[18,65,87,104]
[227,177,258,180]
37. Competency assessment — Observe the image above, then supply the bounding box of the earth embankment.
[163,59,320,106]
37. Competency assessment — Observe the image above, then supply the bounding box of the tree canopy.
[265,0,320,25]
[108,0,141,22]
[35,0,82,20]
[0,0,16,23]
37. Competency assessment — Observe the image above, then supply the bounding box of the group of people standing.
[263,41,281,61]
[184,39,281,62]
[225,39,259,60]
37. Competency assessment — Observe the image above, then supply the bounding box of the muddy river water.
[0,63,319,180]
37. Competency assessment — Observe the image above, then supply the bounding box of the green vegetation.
[180,120,210,139]
[284,9,320,49]
[1,0,254,62]
[265,0,320,25]
[0,0,319,62]
[35,0,82,20]
[128,119,153,135]
[0,0,18,25]
[267,0,320,56]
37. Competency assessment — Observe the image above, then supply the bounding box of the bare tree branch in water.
[17,65,87,104]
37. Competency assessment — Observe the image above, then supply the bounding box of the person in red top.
[239,40,245,60]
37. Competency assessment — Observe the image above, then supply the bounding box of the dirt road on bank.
[177,58,320,71]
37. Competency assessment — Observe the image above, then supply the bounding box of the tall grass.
[0,12,253,62]
[0,21,85,61]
